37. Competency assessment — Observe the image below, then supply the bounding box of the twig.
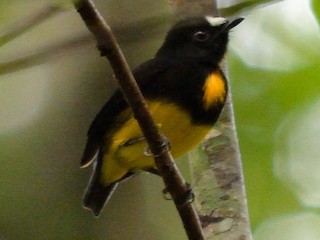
[0,0,279,75]
[169,0,219,19]
[0,5,63,46]
[0,34,92,76]
[73,0,204,239]
[0,15,165,76]
[220,0,282,16]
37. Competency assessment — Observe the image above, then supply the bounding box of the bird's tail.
[82,156,134,216]
[83,178,119,217]
[82,150,121,217]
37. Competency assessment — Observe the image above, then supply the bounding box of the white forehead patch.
[205,16,227,27]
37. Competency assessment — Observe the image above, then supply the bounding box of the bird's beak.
[222,17,244,32]
[212,17,244,40]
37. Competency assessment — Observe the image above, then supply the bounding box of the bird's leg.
[162,183,195,206]
[143,135,171,157]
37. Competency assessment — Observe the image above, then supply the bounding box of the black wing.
[80,58,172,167]
[81,58,172,216]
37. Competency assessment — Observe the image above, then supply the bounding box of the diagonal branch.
[220,0,282,16]
[0,5,64,47]
[0,34,92,75]
[0,0,278,76]
[73,0,204,239]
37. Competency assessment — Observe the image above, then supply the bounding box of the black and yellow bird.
[81,16,243,216]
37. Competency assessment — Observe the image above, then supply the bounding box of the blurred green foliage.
[229,1,320,237]
[311,0,320,24]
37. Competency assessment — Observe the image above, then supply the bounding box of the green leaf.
[311,0,320,25]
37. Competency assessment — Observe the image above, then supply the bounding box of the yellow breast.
[100,100,212,185]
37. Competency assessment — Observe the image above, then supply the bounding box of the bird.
[80,16,244,216]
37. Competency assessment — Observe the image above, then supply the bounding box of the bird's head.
[156,16,244,65]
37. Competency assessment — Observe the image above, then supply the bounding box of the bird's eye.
[193,31,209,42]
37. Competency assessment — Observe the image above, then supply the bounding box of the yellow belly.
[101,100,212,185]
